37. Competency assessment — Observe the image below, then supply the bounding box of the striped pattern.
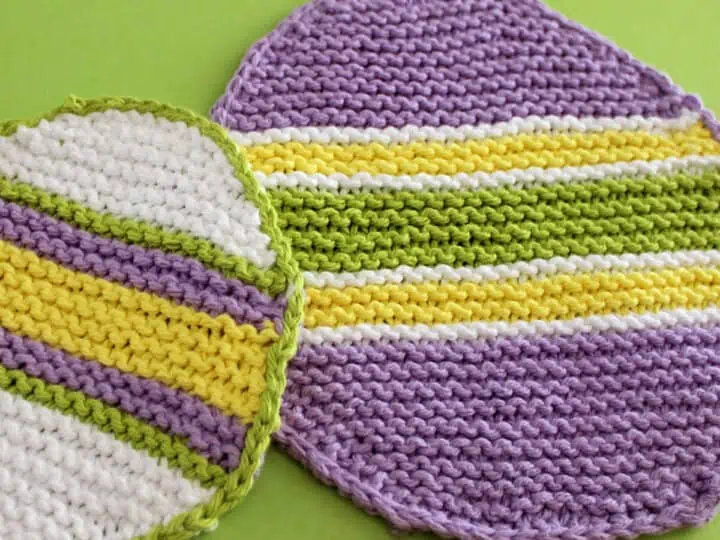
[230,110,704,146]
[304,265,720,328]
[0,235,274,421]
[0,98,300,539]
[212,0,720,538]
[0,384,213,540]
[253,155,720,192]
[0,197,285,329]
[0,110,275,268]
[246,122,718,177]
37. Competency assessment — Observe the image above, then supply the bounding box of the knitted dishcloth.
[211,1,720,539]
[0,96,303,539]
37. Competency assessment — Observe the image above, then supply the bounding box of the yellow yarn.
[0,238,275,422]
[245,123,720,176]
[305,266,720,327]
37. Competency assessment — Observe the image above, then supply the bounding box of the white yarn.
[0,110,275,268]
[231,109,701,146]
[299,306,720,345]
[0,474,102,540]
[0,389,213,540]
[1,414,193,523]
[254,155,720,192]
[304,250,720,288]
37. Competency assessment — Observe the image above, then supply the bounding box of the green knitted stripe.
[286,229,720,272]
[0,364,228,490]
[285,210,720,249]
[269,169,720,272]
[271,170,720,213]
[272,174,720,229]
[0,176,286,295]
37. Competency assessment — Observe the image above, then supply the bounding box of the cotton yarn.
[0,96,303,539]
[212,1,720,538]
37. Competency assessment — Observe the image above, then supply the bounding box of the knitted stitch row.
[0,96,303,539]
[212,1,720,538]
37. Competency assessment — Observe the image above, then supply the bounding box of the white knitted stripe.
[0,389,213,540]
[0,475,103,540]
[255,155,720,192]
[0,416,198,534]
[0,110,275,268]
[303,250,720,288]
[299,306,720,345]
[231,109,701,146]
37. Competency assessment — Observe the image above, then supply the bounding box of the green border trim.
[0,365,228,489]
[0,96,305,539]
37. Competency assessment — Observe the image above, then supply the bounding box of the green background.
[2,1,719,538]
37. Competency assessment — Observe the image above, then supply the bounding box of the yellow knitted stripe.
[304,265,720,328]
[245,123,720,176]
[0,238,276,422]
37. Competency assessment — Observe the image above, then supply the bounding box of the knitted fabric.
[211,1,720,539]
[0,96,303,539]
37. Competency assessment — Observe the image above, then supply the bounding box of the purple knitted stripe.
[211,0,703,131]
[278,324,720,539]
[0,326,246,471]
[0,198,284,331]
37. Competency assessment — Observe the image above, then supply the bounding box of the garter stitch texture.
[212,1,720,538]
[0,96,303,539]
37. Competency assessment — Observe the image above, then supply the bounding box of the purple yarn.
[211,0,703,131]
[210,0,720,537]
[0,327,246,471]
[278,325,720,539]
[0,198,284,331]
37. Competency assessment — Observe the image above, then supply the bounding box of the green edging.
[139,280,304,540]
[0,96,305,539]
[0,365,228,489]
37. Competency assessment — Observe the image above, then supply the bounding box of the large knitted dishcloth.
[211,0,720,538]
[0,96,303,539]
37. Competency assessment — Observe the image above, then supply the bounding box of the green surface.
[2,1,719,539]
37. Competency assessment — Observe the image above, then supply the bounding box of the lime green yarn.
[272,174,720,227]
[0,176,286,295]
[0,95,298,296]
[0,96,305,540]
[271,170,720,213]
[270,169,720,272]
[283,229,720,272]
[139,279,305,540]
[0,365,228,489]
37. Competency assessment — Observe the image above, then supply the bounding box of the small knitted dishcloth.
[211,1,720,539]
[0,96,302,539]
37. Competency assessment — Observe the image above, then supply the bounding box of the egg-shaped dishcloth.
[211,1,720,539]
[0,96,302,540]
